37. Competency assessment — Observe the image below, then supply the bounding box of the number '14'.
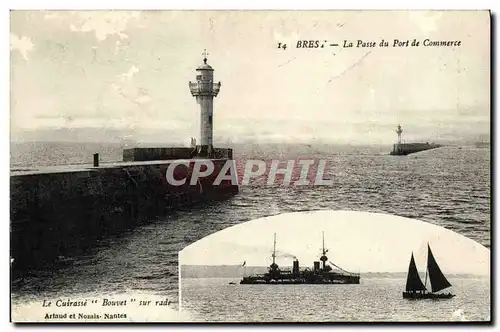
[277,43,287,50]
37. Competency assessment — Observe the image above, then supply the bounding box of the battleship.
[403,244,455,299]
[240,232,360,285]
[390,125,442,156]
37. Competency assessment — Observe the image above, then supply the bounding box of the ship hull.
[240,276,360,285]
[240,280,360,285]
[402,291,455,299]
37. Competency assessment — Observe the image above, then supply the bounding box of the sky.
[179,210,490,275]
[10,11,490,145]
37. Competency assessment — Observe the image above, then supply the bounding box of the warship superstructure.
[240,233,360,285]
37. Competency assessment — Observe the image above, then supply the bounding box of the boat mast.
[424,243,429,293]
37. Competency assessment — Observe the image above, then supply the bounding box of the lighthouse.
[396,124,403,144]
[189,50,221,157]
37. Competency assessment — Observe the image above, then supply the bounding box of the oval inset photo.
[179,210,490,322]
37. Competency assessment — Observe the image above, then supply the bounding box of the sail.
[405,253,426,292]
[427,245,452,293]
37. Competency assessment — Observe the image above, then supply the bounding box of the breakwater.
[390,142,442,156]
[10,151,238,272]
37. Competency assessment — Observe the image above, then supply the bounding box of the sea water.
[180,276,490,322]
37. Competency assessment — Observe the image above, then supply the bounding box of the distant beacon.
[188,49,221,158]
[396,124,403,144]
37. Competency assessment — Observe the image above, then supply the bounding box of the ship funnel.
[313,261,320,271]
[292,259,300,276]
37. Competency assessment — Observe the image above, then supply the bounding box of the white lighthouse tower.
[189,50,221,157]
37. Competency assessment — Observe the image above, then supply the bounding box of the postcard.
[10,10,490,323]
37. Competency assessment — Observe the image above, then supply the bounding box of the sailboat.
[403,244,455,299]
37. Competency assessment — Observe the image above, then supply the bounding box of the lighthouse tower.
[396,124,403,144]
[189,50,221,157]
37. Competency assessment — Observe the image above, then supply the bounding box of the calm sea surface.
[181,276,490,322]
[10,142,491,315]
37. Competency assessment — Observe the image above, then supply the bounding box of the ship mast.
[268,232,279,272]
[322,231,325,255]
[272,233,276,265]
[320,231,328,270]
